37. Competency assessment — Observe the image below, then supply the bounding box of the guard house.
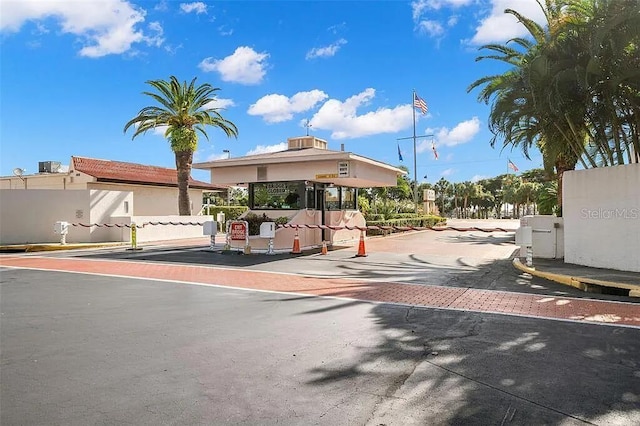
[193,136,407,251]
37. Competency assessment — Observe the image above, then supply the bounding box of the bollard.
[127,222,143,251]
[526,245,533,267]
[54,221,69,245]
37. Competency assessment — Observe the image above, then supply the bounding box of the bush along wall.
[366,215,446,236]
[243,213,290,236]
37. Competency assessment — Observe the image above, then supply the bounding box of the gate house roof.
[72,156,226,190]
[193,146,407,188]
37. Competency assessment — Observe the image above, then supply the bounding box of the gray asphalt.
[2,268,639,425]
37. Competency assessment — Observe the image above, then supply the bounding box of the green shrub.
[364,213,385,221]
[205,206,248,221]
[366,215,446,236]
[243,213,290,235]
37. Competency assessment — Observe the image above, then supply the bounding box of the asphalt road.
[1,220,639,425]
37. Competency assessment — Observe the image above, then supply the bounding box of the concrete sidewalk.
[513,257,640,297]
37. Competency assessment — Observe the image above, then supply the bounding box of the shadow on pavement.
[298,299,640,424]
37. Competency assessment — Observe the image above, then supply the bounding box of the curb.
[512,258,640,297]
[0,243,126,253]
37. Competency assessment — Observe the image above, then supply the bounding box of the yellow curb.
[1,243,126,253]
[513,258,639,296]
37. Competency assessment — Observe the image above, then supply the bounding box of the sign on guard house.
[338,161,349,177]
[230,221,247,241]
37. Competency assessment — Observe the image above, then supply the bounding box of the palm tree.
[469,0,640,214]
[467,1,588,214]
[434,178,452,217]
[124,76,238,215]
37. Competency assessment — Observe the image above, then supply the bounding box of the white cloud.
[204,98,235,110]
[218,25,233,36]
[180,2,207,14]
[246,143,288,156]
[205,152,231,161]
[424,117,481,148]
[310,88,415,140]
[248,90,328,123]
[0,0,159,57]
[327,22,347,35]
[441,168,455,177]
[471,174,489,182]
[470,0,546,45]
[152,125,168,137]
[411,0,470,38]
[154,1,169,12]
[199,46,269,85]
[418,20,444,37]
[306,39,347,60]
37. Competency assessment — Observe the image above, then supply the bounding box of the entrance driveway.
[1,219,639,425]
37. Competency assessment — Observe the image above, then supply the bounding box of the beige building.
[1,156,225,216]
[0,157,223,245]
[193,136,406,251]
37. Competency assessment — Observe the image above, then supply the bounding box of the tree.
[468,0,640,215]
[434,178,452,216]
[478,175,506,218]
[124,76,238,215]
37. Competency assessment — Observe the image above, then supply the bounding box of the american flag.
[508,159,519,172]
[413,93,428,115]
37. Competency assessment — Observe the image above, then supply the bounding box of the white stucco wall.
[0,189,132,244]
[110,215,213,243]
[563,164,640,272]
[88,182,204,215]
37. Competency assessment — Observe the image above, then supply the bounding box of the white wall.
[0,189,132,244]
[563,164,640,272]
[89,182,204,215]
[110,215,213,243]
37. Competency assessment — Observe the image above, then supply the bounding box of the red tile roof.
[71,156,225,190]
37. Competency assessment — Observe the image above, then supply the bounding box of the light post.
[222,150,231,205]
[396,134,434,214]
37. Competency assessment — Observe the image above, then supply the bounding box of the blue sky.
[1,0,545,184]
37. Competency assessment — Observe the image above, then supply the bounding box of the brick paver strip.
[2,256,639,328]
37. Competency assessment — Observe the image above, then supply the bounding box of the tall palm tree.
[468,1,589,214]
[124,76,238,215]
[469,0,640,214]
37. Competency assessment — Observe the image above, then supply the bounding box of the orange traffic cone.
[355,230,367,257]
[321,240,328,255]
[291,228,302,254]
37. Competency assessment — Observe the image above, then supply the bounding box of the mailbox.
[259,222,276,239]
[203,220,217,236]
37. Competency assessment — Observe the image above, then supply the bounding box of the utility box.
[515,226,532,247]
[216,212,225,224]
[39,161,62,173]
[519,215,564,259]
[53,221,69,234]
[203,221,217,236]
[259,222,276,239]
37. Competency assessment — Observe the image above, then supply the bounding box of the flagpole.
[412,90,418,214]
